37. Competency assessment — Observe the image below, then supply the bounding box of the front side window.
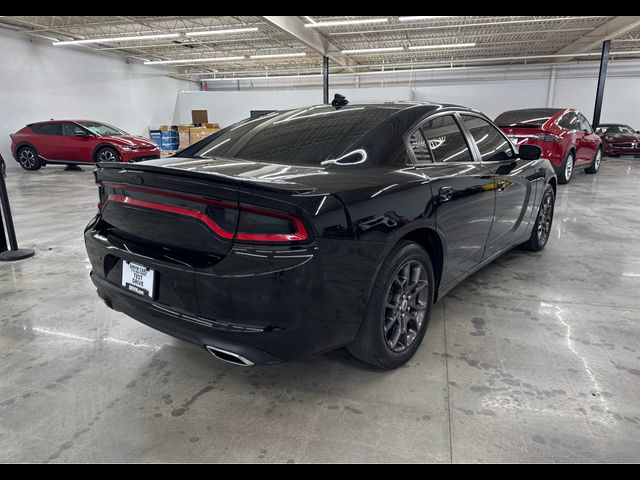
[62,123,86,136]
[37,123,63,135]
[78,121,127,136]
[578,114,593,133]
[408,129,432,164]
[460,115,514,162]
[420,115,474,163]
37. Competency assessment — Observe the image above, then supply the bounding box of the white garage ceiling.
[2,16,640,80]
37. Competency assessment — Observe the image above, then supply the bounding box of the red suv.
[9,120,160,171]
[495,108,602,184]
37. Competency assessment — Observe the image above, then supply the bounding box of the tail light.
[536,133,561,143]
[101,184,309,244]
[236,206,308,242]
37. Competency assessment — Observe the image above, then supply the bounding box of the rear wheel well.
[401,228,444,301]
[548,177,557,196]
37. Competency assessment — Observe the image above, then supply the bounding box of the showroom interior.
[1,15,640,463]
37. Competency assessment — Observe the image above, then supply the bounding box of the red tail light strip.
[102,182,236,208]
[107,194,234,239]
[236,204,308,242]
[105,194,308,243]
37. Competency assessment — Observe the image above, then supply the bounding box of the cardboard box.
[159,125,176,133]
[203,122,220,129]
[189,126,219,145]
[177,125,192,150]
[191,110,209,125]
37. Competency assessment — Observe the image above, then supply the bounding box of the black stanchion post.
[0,154,35,261]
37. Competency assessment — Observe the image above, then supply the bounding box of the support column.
[546,66,556,108]
[322,56,329,104]
[592,40,611,128]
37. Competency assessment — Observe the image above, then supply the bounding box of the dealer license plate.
[121,261,155,298]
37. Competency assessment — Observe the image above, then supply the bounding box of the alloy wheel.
[595,150,602,170]
[384,260,429,352]
[98,149,117,162]
[565,154,574,180]
[537,188,554,245]
[19,149,36,169]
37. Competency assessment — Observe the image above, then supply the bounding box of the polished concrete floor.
[1,158,640,463]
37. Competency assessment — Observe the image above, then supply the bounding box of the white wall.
[198,61,640,128]
[174,86,412,127]
[0,29,195,170]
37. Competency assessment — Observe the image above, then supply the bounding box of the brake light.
[236,205,308,242]
[539,133,561,143]
[104,191,309,244]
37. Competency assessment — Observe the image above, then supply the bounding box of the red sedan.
[595,123,640,157]
[495,108,602,184]
[9,120,160,171]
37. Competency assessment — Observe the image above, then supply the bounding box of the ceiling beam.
[553,16,640,61]
[261,16,357,70]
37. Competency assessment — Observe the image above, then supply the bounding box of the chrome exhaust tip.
[205,345,254,367]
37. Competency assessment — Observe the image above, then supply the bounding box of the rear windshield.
[191,106,394,165]
[494,109,559,128]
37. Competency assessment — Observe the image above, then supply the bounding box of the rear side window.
[460,115,514,162]
[35,123,63,135]
[557,112,580,130]
[407,129,432,164]
[420,115,474,163]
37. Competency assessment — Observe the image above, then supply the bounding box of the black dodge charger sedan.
[84,102,557,369]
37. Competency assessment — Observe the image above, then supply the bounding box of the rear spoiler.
[95,161,317,195]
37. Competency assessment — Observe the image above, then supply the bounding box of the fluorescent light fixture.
[145,56,245,65]
[250,52,306,59]
[53,33,179,46]
[342,47,403,54]
[203,73,322,81]
[303,16,316,24]
[305,18,388,28]
[185,27,258,37]
[398,16,447,22]
[409,43,476,50]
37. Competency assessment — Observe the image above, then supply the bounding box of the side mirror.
[518,144,542,160]
[76,131,90,137]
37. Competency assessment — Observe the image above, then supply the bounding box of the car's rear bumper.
[84,220,385,364]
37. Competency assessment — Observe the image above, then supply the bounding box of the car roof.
[28,119,99,125]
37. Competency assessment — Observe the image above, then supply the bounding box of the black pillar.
[592,40,611,129]
[0,156,35,261]
[322,56,329,104]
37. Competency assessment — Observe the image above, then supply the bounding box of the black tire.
[95,146,120,163]
[557,150,575,184]
[17,146,41,171]
[521,184,555,252]
[348,241,435,369]
[585,147,602,174]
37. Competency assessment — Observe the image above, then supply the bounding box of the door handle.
[439,186,454,202]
